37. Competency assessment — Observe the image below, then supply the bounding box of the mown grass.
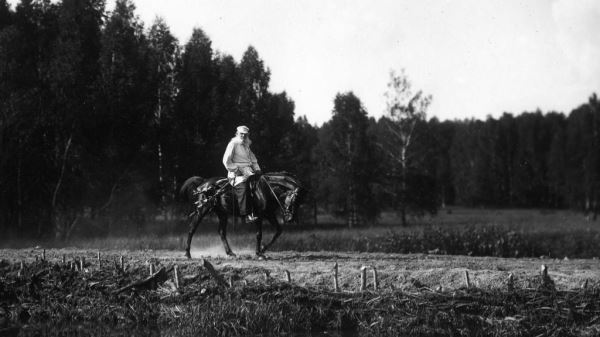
[2,258,600,337]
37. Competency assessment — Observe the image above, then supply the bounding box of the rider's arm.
[222,141,238,173]
[249,149,261,172]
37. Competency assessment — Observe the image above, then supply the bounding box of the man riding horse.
[181,125,305,259]
[222,125,260,223]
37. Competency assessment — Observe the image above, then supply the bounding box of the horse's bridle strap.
[260,176,288,219]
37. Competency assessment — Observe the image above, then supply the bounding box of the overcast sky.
[13,0,600,125]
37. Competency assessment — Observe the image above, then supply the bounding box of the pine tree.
[316,92,379,227]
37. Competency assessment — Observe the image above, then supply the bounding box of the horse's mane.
[262,171,302,190]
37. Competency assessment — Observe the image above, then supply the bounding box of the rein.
[260,175,288,219]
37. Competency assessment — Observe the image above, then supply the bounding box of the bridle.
[260,176,299,222]
[283,187,300,220]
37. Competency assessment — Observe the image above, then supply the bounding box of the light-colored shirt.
[222,137,261,185]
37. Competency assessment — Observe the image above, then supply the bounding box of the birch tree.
[382,70,432,225]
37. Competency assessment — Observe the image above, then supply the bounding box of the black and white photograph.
[1,0,600,335]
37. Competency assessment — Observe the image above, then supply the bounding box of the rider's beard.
[240,136,252,147]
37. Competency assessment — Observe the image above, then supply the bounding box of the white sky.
[11,0,600,125]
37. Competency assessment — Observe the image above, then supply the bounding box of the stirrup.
[245,214,258,222]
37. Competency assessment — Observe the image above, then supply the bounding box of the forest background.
[1,0,599,241]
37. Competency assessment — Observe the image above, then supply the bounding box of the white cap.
[236,125,249,134]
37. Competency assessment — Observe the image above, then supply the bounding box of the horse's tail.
[179,176,205,202]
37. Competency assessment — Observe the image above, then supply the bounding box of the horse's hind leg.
[259,214,282,254]
[185,212,202,259]
[217,212,236,257]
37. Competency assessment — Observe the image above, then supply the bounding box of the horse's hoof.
[227,251,237,258]
[185,251,192,259]
[256,253,269,260]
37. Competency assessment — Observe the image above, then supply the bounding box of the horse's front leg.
[259,214,282,254]
[217,212,236,257]
[185,211,204,259]
[255,219,265,258]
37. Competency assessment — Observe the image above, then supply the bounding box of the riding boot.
[246,188,257,223]
[235,182,256,222]
[246,181,258,223]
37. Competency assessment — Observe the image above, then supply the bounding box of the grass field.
[2,208,600,336]
[4,208,597,259]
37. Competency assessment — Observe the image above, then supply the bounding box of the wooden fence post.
[464,270,471,288]
[174,265,180,289]
[371,266,378,290]
[360,266,367,292]
[582,279,588,290]
[333,262,340,292]
[202,259,229,288]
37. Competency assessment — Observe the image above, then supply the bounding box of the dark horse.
[180,172,304,258]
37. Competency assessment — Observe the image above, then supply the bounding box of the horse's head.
[259,172,305,224]
[282,186,305,223]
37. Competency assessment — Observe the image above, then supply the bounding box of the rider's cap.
[236,125,250,134]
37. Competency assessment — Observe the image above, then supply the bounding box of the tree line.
[1,0,599,240]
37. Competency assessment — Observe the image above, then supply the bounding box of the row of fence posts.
[17,251,592,292]
[22,249,184,290]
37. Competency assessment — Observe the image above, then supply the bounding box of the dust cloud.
[190,245,255,258]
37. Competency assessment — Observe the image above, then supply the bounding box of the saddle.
[194,175,261,210]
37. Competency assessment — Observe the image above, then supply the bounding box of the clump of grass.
[272,225,600,258]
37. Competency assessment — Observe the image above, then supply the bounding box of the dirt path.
[2,248,598,292]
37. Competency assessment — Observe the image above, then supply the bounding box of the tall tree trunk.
[400,207,407,227]
[400,146,408,226]
[347,182,357,228]
[51,134,73,238]
[441,186,446,209]
[17,151,22,233]
[156,87,166,211]
[313,198,318,226]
